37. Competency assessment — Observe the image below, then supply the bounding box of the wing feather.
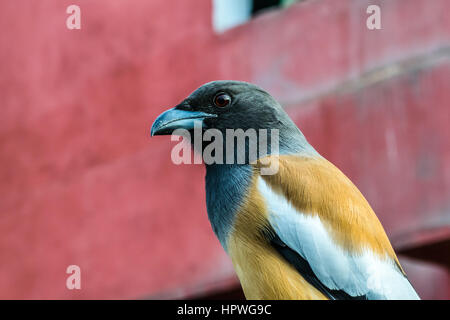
[257,175,419,300]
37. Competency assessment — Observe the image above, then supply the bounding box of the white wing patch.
[257,177,419,300]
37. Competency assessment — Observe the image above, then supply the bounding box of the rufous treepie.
[151,81,420,300]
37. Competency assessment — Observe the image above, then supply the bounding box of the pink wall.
[0,0,449,299]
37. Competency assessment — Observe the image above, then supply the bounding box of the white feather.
[257,177,420,300]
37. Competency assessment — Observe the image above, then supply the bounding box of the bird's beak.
[150,107,217,136]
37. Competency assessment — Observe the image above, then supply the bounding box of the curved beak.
[150,107,217,136]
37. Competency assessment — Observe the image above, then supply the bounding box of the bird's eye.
[213,93,231,108]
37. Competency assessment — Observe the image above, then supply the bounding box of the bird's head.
[151,80,315,163]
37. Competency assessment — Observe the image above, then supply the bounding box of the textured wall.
[0,0,449,299]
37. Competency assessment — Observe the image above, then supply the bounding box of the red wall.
[0,0,449,299]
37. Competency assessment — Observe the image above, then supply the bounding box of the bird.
[150,80,420,300]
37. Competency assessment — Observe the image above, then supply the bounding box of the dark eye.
[213,93,231,108]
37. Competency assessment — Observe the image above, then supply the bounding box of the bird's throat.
[205,163,254,251]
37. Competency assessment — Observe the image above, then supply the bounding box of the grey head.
[151,80,318,249]
[151,80,316,157]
